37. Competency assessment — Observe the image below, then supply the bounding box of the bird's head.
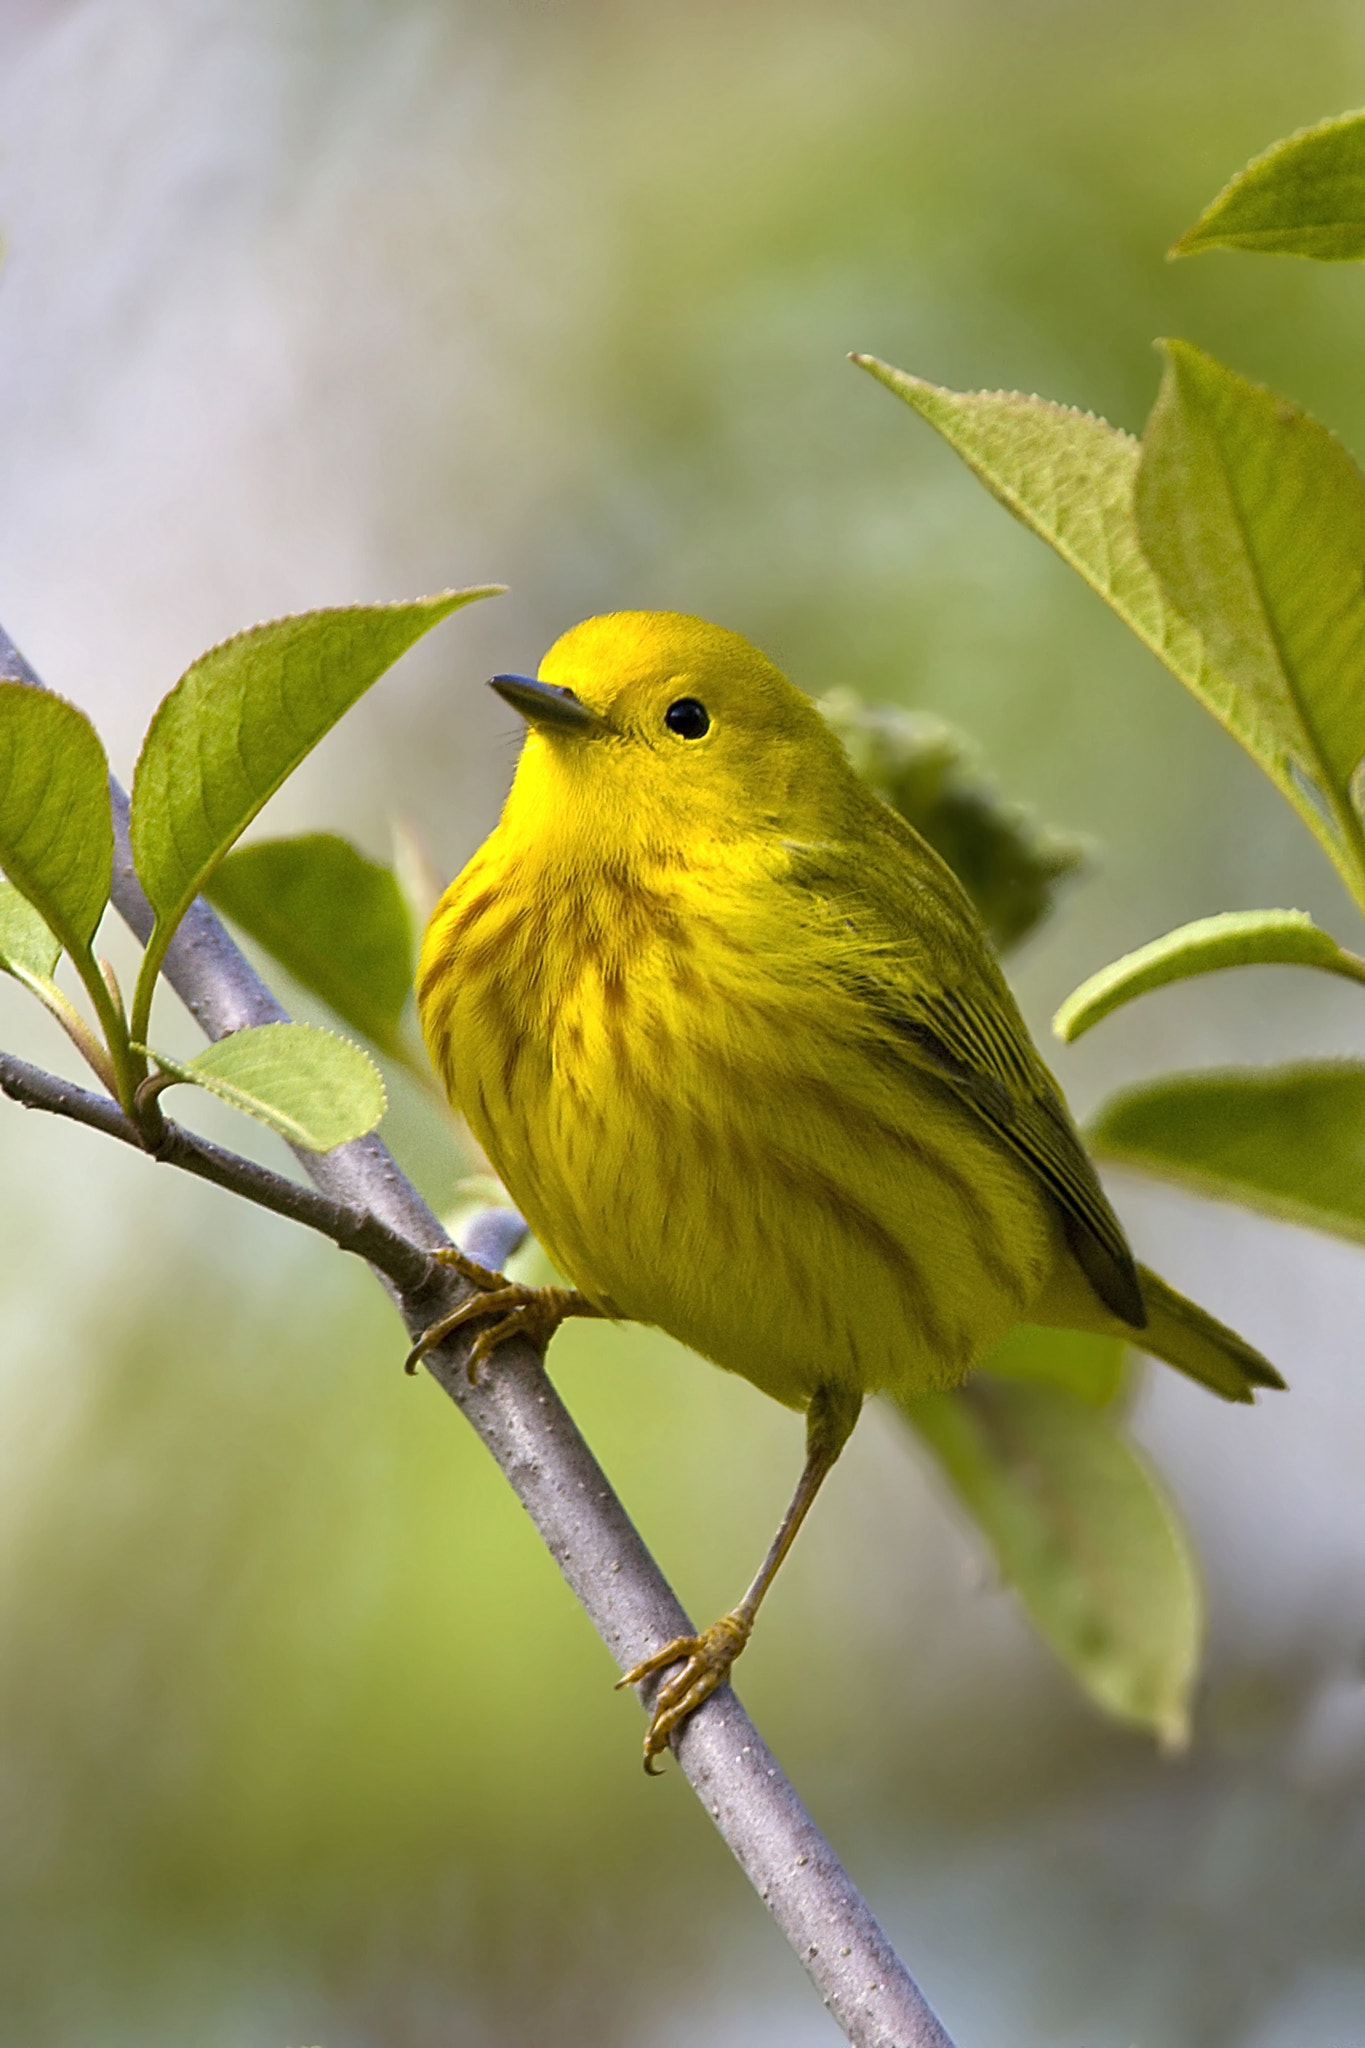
[491,610,851,859]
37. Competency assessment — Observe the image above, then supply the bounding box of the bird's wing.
[868,978,1146,1329]
[793,814,1147,1331]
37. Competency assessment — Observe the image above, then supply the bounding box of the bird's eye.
[664,697,710,739]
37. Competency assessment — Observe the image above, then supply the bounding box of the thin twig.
[0,1048,435,1293]
[0,624,957,2048]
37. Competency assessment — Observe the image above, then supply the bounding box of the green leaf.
[139,1022,387,1153]
[977,1321,1126,1408]
[128,587,500,1039]
[852,359,1192,663]
[0,682,113,960]
[1136,342,1365,894]
[1054,909,1365,1042]
[1090,1061,1365,1247]
[819,689,1086,952]
[855,355,1365,887]
[0,880,61,987]
[1174,109,1365,261]
[854,358,1261,796]
[208,834,414,1055]
[0,878,120,1089]
[899,1378,1200,1745]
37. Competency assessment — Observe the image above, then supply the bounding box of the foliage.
[1173,107,1365,260]
[903,1363,1199,1748]
[1054,909,1365,1042]
[135,1023,389,1154]
[1136,339,1365,898]
[818,689,1087,951]
[127,594,494,1046]
[208,834,416,1059]
[1090,1063,1365,1247]
[863,106,1365,1739]
[0,588,497,1150]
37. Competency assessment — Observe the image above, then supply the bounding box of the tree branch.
[0,624,957,2048]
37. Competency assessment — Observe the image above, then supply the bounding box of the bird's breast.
[419,839,1061,1406]
[420,839,716,1276]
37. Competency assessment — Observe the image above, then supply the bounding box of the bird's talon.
[619,1610,753,1768]
[405,1274,595,1378]
[614,1639,689,1690]
[430,1244,505,1292]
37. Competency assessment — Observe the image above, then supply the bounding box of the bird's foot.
[405,1245,598,1382]
[616,1609,753,1773]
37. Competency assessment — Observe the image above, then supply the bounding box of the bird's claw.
[616,1609,753,1772]
[405,1247,585,1382]
[430,1243,506,1293]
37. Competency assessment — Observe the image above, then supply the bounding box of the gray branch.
[0,624,956,2048]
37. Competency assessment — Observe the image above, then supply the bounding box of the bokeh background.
[2,3,1365,2043]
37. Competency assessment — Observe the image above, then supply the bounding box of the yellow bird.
[414,610,1282,1769]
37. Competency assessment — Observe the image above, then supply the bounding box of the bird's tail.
[1032,1257,1285,1403]
[1131,1265,1284,1403]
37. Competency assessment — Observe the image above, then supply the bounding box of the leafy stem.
[73,942,144,1109]
[12,971,119,1096]
[127,920,170,1059]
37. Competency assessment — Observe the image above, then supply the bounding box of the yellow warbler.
[415,610,1282,1768]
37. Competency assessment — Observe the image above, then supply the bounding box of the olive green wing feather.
[793,806,1147,1330]
[871,980,1147,1328]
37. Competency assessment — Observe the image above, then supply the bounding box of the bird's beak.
[489,674,607,735]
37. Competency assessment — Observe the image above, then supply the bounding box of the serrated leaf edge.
[1173,106,1365,257]
[134,1023,387,1153]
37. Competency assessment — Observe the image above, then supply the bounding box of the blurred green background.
[3,3,1365,2043]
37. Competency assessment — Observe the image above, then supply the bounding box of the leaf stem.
[65,940,142,1110]
[128,921,167,1057]
[1330,944,1365,988]
[9,972,120,1096]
